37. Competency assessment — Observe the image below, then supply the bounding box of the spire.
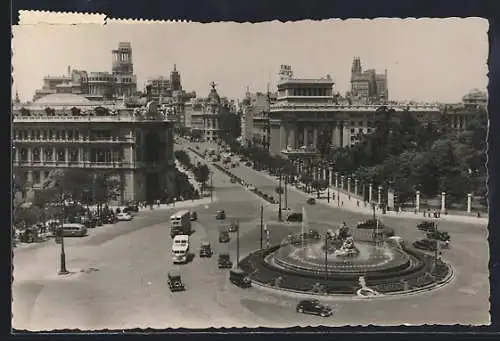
[15,89,20,104]
[173,63,177,72]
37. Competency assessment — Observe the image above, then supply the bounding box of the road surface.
[12,141,490,330]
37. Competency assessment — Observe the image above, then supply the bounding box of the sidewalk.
[243,164,488,226]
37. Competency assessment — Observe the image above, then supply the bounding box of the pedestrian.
[356,200,359,207]
[341,201,344,207]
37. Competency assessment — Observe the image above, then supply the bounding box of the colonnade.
[280,122,344,150]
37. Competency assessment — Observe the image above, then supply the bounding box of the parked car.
[245,161,252,167]
[219,230,231,243]
[167,271,185,292]
[123,202,139,213]
[102,213,117,224]
[216,209,226,220]
[226,220,239,232]
[417,221,436,232]
[61,223,88,237]
[426,230,451,242]
[116,212,133,221]
[218,253,233,269]
[230,177,237,183]
[306,198,316,205]
[190,211,198,221]
[199,240,213,258]
[229,269,251,288]
[81,216,96,229]
[92,216,103,227]
[296,299,333,317]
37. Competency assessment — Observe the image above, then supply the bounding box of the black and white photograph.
[11,16,489,330]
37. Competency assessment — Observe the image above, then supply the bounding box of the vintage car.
[199,240,213,258]
[226,220,239,232]
[296,299,333,317]
[286,212,303,222]
[219,230,231,243]
[306,198,316,205]
[189,211,198,221]
[229,269,251,288]
[216,210,226,220]
[417,221,436,232]
[356,219,383,229]
[167,271,185,292]
[218,253,233,269]
[426,230,450,242]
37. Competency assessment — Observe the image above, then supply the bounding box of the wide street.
[12,141,490,330]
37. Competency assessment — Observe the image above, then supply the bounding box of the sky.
[12,18,488,103]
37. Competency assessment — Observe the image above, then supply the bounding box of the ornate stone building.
[12,93,176,204]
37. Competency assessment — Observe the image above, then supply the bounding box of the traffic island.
[239,231,453,298]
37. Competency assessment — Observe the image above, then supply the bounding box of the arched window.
[56,148,65,162]
[32,148,40,161]
[69,149,78,162]
[20,148,28,161]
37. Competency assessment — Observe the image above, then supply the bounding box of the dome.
[33,93,93,106]
[208,88,220,104]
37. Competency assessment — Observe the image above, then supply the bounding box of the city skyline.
[13,18,488,103]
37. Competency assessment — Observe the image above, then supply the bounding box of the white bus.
[172,234,190,264]
[170,210,192,238]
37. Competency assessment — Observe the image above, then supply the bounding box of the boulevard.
[12,141,489,330]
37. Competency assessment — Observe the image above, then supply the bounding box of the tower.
[279,65,293,81]
[351,57,362,76]
[112,42,133,75]
[170,64,182,91]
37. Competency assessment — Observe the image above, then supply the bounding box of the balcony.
[12,137,134,144]
[281,146,319,157]
[13,160,135,169]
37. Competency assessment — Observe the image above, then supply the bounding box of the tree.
[193,164,210,192]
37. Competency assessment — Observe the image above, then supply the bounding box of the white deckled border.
[106,18,192,24]
[18,10,106,25]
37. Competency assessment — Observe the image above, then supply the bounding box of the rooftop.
[32,93,93,106]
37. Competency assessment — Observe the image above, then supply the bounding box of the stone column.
[40,147,44,163]
[441,192,446,212]
[378,186,382,205]
[347,177,351,193]
[288,125,296,149]
[329,168,333,187]
[369,183,373,202]
[467,193,472,213]
[27,148,32,162]
[280,125,286,151]
[313,127,318,149]
[65,148,69,162]
[341,175,345,190]
[335,172,339,188]
[416,190,421,212]
[322,168,327,182]
[354,179,359,196]
[78,147,83,162]
[303,127,308,146]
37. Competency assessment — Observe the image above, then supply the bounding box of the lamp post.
[260,205,264,250]
[278,168,283,222]
[284,173,288,210]
[57,201,69,275]
[210,171,214,202]
[324,231,328,280]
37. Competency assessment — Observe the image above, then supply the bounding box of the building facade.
[240,90,271,146]
[186,82,234,142]
[269,76,441,162]
[13,93,176,204]
[32,42,138,102]
[350,57,388,104]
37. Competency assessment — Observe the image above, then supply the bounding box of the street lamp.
[324,231,328,280]
[278,168,283,222]
[284,173,288,210]
[56,201,69,275]
[259,205,264,250]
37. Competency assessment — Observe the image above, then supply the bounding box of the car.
[356,219,383,229]
[167,271,185,292]
[92,216,103,227]
[296,299,333,317]
[413,239,439,252]
[123,202,139,213]
[417,221,436,232]
[245,161,252,167]
[81,216,96,229]
[286,212,303,222]
[226,220,239,232]
[306,198,316,205]
[219,230,231,243]
[102,213,117,224]
[190,211,198,221]
[229,269,252,288]
[426,230,451,242]
[216,209,226,220]
[218,253,233,269]
[199,240,213,257]
[116,212,133,221]
[230,177,237,183]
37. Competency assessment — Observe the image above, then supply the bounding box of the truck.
[170,210,192,238]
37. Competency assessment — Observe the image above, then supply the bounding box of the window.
[45,149,53,161]
[350,136,355,141]
[55,130,60,140]
[49,130,54,139]
[20,148,28,161]
[32,148,40,161]
[56,148,65,162]
[36,130,41,140]
[33,171,40,184]
[358,128,364,133]
[350,128,355,134]
[23,130,28,140]
[367,128,372,133]
[68,130,73,140]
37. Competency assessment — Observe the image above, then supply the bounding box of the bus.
[170,210,192,238]
[172,234,190,264]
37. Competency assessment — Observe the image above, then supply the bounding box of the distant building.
[350,57,388,104]
[462,88,487,110]
[32,42,138,102]
[186,82,235,142]
[240,89,271,146]
[13,93,176,204]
